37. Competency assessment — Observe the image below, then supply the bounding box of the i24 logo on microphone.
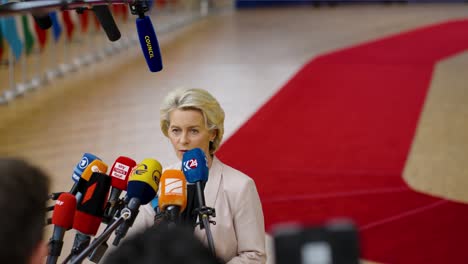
[183,159,198,171]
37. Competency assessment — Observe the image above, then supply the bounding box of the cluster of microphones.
[46,148,213,264]
[1,0,163,72]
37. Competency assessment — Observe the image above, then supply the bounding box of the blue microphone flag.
[182,148,209,183]
[72,153,100,183]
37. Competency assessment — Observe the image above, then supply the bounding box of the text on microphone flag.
[183,158,198,171]
[130,160,162,190]
[133,163,148,175]
[145,35,154,59]
[111,162,131,180]
[164,178,184,195]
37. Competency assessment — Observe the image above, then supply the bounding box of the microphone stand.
[194,183,216,257]
[61,233,91,264]
[88,199,125,263]
[65,210,131,264]
[165,205,181,229]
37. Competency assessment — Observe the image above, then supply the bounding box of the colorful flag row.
[0,1,131,61]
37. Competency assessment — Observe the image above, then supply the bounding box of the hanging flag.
[0,0,23,60]
[0,21,4,61]
[33,22,47,51]
[156,0,166,8]
[147,0,154,10]
[21,15,35,56]
[50,12,62,42]
[112,4,121,22]
[91,9,100,31]
[79,9,89,34]
[0,11,23,60]
[121,4,129,22]
[62,10,75,41]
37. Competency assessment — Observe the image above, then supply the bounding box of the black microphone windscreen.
[77,172,111,217]
[92,5,121,42]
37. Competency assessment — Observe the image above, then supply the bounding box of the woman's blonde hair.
[160,88,225,155]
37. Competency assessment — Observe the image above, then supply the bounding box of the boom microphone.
[92,5,121,41]
[158,169,187,226]
[136,15,163,72]
[47,193,76,264]
[113,158,162,246]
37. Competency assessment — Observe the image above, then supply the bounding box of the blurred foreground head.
[104,225,223,264]
[0,158,49,264]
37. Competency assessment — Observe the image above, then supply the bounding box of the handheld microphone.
[92,5,121,41]
[136,15,163,72]
[182,148,216,256]
[70,153,101,194]
[66,172,111,262]
[125,158,162,205]
[182,148,209,182]
[88,157,135,263]
[108,156,136,208]
[74,172,111,235]
[47,193,76,264]
[113,158,162,246]
[158,169,187,226]
[20,0,52,30]
[75,159,108,203]
[182,148,209,206]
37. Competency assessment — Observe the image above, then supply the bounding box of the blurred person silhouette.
[131,88,266,263]
[103,224,223,264]
[0,158,49,264]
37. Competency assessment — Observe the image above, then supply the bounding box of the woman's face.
[167,109,216,163]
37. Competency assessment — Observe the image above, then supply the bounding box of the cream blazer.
[130,156,266,264]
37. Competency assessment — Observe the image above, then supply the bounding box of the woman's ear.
[210,129,218,142]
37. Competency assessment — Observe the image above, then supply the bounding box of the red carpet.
[217,20,468,263]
